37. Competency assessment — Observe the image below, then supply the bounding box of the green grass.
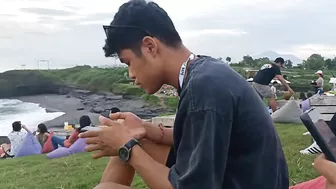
[277,124,319,185]
[0,125,320,188]
[112,83,145,96]
[142,94,160,105]
[162,97,179,110]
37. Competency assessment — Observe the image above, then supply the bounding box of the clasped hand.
[79,112,146,159]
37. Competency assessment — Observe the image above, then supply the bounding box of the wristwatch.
[118,139,141,162]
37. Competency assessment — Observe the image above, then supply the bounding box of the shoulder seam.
[188,58,212,111]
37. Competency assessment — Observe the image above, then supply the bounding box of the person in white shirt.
[6,121,31,157]
[314,70,324,94]
[270,81,277,99]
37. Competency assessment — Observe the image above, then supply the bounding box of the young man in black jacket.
[80,1,289,189]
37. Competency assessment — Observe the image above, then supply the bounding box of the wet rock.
[90,107,105,114]
[106,95,123,100]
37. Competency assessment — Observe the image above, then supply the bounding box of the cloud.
[180,29,247,38]
[0,14,16,17]
[282,44,336,59]
[79,20,111,26]
[20,8,74,16]
[0,0,336,69]
[77,13,115,26]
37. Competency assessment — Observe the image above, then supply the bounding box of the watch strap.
[124,139,141,150]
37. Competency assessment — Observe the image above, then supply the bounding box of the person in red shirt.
[51,115,91,149]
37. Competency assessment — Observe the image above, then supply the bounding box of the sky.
[0,0,336,71]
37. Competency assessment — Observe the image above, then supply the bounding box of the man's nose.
[129,70,136,79]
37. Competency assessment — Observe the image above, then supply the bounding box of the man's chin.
[144,87,160,95]
[144,89,156,95]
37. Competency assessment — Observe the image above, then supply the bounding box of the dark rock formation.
[0,136,10,144]
[90,107,105,114]
[0,70,63,98]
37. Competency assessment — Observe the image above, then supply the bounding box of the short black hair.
[110,107,121,113]
[274,57,285,64]
[12,121,22,132]
[103,0,182,57]
[79,115,91,129]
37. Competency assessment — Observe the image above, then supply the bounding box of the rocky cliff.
[0,70,63,98]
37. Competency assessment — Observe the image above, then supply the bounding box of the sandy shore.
[17,94,101,128]
[16,91,165,128]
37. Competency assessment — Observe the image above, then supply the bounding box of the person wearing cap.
[252,57,294,112]
[314,70,324,94]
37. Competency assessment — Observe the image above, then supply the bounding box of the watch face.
[119,147,130,161]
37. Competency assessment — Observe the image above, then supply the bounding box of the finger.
[78,130,100,138]
[92,151,106,159]
[85,137,101,145]
[314,154,336,184]
[85,144,102,152]
[109,112,130,120]
[99,116,122,126]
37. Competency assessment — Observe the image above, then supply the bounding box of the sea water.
[0,99,64,136]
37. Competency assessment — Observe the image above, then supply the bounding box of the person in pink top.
[51,115,91,149]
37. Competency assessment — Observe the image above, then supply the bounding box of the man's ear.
[142,36,157,57]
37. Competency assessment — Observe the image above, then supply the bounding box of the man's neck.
[162,45,192,89]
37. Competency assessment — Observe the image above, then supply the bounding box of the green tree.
[226,57,232,63]
[239,55,255,67]
[325,58,333,70]
[303,54,325,70]
[294,64,304,69]
[254,57,271,68]
[325,57,336,70]
[284,59,293,68]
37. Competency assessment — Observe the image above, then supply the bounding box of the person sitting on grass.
[34,123,50,147]
[51,115,91,150]
[79,1,289,189]
[1,121,31,158]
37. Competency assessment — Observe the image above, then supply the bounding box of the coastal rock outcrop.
[0,70,62,98]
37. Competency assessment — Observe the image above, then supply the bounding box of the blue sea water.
[0,99,64,135]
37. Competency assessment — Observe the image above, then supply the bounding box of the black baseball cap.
[274,57,285,67]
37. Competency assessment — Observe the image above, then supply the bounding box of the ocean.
[0,99,64,136]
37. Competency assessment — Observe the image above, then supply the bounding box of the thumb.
[109,112,128,120]
[98,116,123,127]
[314,155,336,184]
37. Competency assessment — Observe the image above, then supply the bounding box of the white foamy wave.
[0,99,64,136]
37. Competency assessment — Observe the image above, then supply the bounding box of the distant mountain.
[253,51,302,65]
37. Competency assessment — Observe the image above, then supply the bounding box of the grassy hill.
[39,66,179,110]
[0,124,320,188]
[0,65,332,110]
[0,66,178,111]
